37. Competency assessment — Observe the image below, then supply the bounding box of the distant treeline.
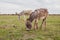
[49,14,60,16]
[0,14,60,16]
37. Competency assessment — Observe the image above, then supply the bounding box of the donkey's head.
[25,19,32,30]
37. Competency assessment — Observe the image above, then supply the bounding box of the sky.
[0,0,60,14]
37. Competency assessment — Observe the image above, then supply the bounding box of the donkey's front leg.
[34,18,38,30]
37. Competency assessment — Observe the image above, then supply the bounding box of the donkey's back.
[30,8,48,19]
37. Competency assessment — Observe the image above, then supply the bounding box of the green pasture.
[0,15,60,40]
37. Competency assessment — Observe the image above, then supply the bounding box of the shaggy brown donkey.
[25,8,48,31]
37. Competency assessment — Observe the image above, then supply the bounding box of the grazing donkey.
[25,8,48,30]
[18,10,32,21]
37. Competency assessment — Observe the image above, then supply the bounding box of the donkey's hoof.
[26,29,31,31]
[26,28,31,31]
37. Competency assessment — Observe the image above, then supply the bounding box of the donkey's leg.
[34,18,38,30]
[23,15,26,22]
[40,18,46,30]
[18,15,20,20]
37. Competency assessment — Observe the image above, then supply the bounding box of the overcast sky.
[0,0,60,14]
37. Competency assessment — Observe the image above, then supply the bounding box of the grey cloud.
[0,0,60,14]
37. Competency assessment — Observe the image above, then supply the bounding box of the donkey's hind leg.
[23,15,26,22]
[40,18,46,30]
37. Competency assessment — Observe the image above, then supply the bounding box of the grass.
[0,15,60,40]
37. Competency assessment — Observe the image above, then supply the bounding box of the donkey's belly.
[40,16,45,19]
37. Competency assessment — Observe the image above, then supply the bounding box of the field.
[0,15,60,40]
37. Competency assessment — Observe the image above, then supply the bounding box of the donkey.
[25,8,48,31]
[18,10,32,21]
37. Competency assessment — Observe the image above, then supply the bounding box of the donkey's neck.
[28,12,37,22]
[28,16,35,22]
